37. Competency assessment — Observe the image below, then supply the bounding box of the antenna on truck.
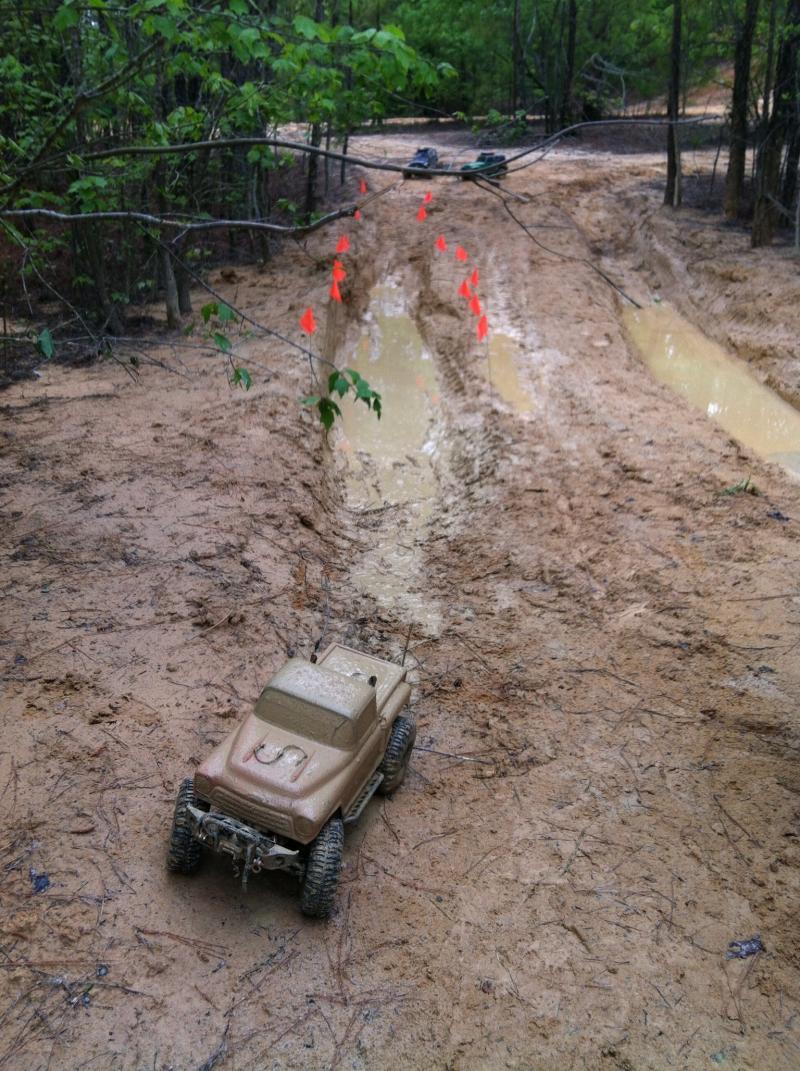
[401,623,413,667]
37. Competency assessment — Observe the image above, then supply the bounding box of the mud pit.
[2,135,800,1070]
[625,304,800,480]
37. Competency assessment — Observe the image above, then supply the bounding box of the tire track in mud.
[327,272,447,636]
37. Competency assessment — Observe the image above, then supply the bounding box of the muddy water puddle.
[336,282,443,633]
[625,304,800,478]
[488,334,534,413]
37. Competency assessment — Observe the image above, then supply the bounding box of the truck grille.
[209,788,294,838]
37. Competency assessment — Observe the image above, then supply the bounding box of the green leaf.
[201,302,218,324]
[217,303,236,323]
[231,366,252,390]
[328,371,349,397]
[301,395,321,407]
[36,328,54,359]
[318,396,341,431]
[213,332,232,353]
[54,2,80,31]
[294,14,320,39]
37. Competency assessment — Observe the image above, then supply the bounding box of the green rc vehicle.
[459,151,508,179]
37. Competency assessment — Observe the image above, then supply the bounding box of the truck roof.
[317,643,405,708]
[253,647,407,748]
[258,658,373,722]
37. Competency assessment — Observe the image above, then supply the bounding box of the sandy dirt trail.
[2,133,800,1071]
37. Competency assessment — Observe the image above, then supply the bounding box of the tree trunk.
[560,0,577,129]
[724,0,760,219]
[305,124,322,217]
[664,0,683,207]
[161,247,180,329]
[304,0,325,217]
[753,0,800,246]
[760,0,780,138]
[511,0,521,113]
[340,131,349,185]
[82,223,125,334]
[751,0,778,193]
[176,257,192,315]
[782,124,800,214]
[324,122,332,196]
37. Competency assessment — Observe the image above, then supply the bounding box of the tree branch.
[19,116,720,188]
[0,205,357,237]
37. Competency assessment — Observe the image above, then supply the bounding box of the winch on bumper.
[186,805,302,887]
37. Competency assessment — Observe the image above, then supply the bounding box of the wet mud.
[626,303,800,480]
[2,137,800,1071]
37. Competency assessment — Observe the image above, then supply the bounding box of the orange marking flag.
[416,205,427,221]
[458,279,471,299]
[470,269,480,288]
[360,179,367,194]
[354,209,362,220]
[435,234,448,253]
[470,294,481,316]
[477,315,489,341]
[332,260,346,282]
[424,191,432,203]
[299,308,317,335]
[335,235,350,254]
[455,246,468,262]
[330,279,343,303]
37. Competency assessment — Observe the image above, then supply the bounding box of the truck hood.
[197,713,348,801]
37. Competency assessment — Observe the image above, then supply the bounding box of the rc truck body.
[403,146,439,177]
[167,643,415,917]
[460,151,508,179]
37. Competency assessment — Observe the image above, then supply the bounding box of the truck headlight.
[294,816,316,839]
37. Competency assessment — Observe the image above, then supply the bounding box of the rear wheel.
[378,716,416,794]
[167,778,202,875]
[300,816,344,919]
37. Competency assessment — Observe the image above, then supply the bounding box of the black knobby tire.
[167,778,202,875]
[378,715,416,795]
[300,816,344,919]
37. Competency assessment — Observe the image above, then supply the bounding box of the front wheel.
[167,778,202,875]
[378,716,416,794]
[300,816,344,919]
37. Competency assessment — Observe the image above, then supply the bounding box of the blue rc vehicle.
[403,147,439,178]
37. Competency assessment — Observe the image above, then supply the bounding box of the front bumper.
[187,805,302,887]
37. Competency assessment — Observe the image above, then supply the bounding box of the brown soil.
[2,135,800,1071]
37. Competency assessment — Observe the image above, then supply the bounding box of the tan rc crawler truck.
[167,644,415,918]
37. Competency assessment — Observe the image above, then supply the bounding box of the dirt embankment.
[2,138,800,1071]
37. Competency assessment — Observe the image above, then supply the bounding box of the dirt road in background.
[2,133,800,1070]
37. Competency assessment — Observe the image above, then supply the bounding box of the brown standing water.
[488,333,534,413]
[625,303,800,478]
[335,280,443,632]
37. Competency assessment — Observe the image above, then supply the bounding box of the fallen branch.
[0,204,356,238]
